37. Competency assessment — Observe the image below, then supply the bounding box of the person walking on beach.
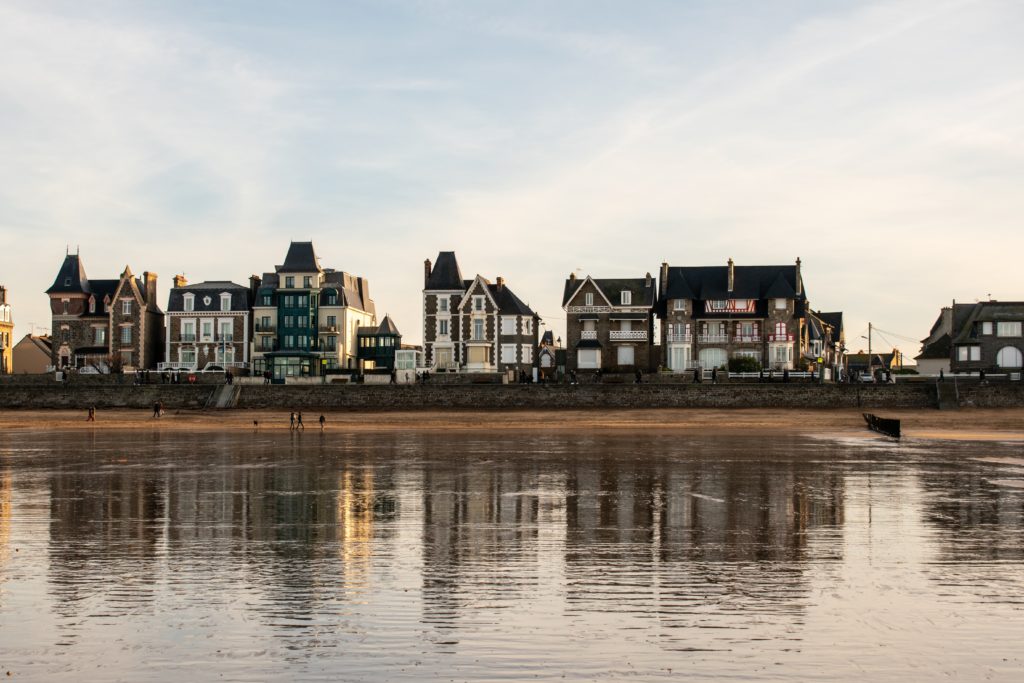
[86,406,96,422]
[297,412,305,430]
[319,414,326,431]
[153,401,161,419]
[289,412,296,430]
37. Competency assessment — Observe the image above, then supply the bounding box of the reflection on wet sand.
[0,430,1022,681]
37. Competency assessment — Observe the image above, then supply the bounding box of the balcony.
[216,334,234,342]
[158,361,197,371]
[610,330,648,341]
[254,324,275,333]
[568,305,611,314]
[319,325,338,333]
[733,335,762,343]
[178,334,197,342]
[767,333,795,342]
[666,333,692,343]
[698,334,729,343]
[581,330,598,340]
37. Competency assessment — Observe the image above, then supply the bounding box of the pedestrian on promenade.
[152,401,161,419]
[711,367,718,385]
[390,369,397,384]
[289,412,296,430]
[86,406,96,422]
[783,368,790,383]
[634,369,642,384]
[939,369,944,382]
[693,368,700,384]
[319,414,326,431]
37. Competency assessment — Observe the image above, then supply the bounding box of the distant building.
[945,301,1024,374]
[45,253,163,371]
[162,276,253,373]
[251,242,376,379]
[537,330,562,380]
[0,286,12,374]
[656,259,815,372]
[562,272,657,373]
[808,310,846,378]
[356,314,402,370]
[916,307,952,375]
[422,252,539,374]
[12,334,52,374]
[846,350,904,378]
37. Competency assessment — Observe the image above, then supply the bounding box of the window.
[261,337,273,351]
[326,292,337,305]
[996,346,1023,368]
[585,292,594,307]
[699,347,728,368]
[284,335,295,349]
[64,277,71,287]
[775,298,787,310]
[62,300,69,315]
[673,299,685,311]
[284,315,295,328]
[122,300,132,316]
[182,322,195,340]
[501,344,517,363]
[297,335,308,349]
[89,298,96,314]
[583,320,596,332]
[620,291,632,305]
[219,322,232,340]
[524,319,533,335]
[285,276,295,288]
[982,322,993,335]
[120,327,131,344]
[183,295,194,312]
[297,316,308,328]
[326,336,336,351]
[617,346,635,366]
[303,276,312,288]
[473,319,485,340]
[997,322,1022,337]
[439,319,449,336]
[220,294,231,312]
[260,316,271,330]
[578,349,600,369]
[957,345,981,361]
[180,348,196,364]
[501,317,516,335]
[774,322,787,339]
[121,351,133,366]
[202,321,213,340]
[473,296,485,312]
[521,344,533,364]
[94,328,106,345]
[327,315,337,328]
[438,297,449,312]
[262,295,271,306]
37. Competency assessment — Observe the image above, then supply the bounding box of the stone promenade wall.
[3,382,1024,411]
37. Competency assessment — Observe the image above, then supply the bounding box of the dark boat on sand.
[863,413,901,438]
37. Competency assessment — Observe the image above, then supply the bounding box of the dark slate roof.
[541,330,555,346]
[808,316,824,340]
[378,314,400,335]
[87,279,119,302]
[951,301,1024,343]
[322,271,375,314]
[46,254,90,294]
[561,277,657,308]
[663,265,804,302]
[425,252,464,290]
[576,339,602,349]
[277,242,322,273]
[488,284,537,316]
[818,312,844,338]
[916,334,951,360]
[167,281,251,313]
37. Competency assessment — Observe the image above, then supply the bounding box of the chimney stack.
[173,274,188,289]
[569,272,577,282]
[496,276,505,290]
[143,271,158,305]
[424,259,432,288]
[727,258,735,293]
[659,262,669,294]
[645,272,652,288]
[795,257,802,296]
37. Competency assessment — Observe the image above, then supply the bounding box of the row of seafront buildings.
[2,244,1023,379]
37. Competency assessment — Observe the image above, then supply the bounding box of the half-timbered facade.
[45,253,163,371]
[561,273,658,373]
[422,252,539,373]
[162,277,252,373]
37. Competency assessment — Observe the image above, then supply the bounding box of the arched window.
[996,346,1023,368]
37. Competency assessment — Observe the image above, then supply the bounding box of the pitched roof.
[488,283,537,316]
[951,301,1024,343]
[426,252,464,290]
[378,314,400,335]
[818,312,844,338]
[46,254,90,294]
[278,242,322,273]
[167,281,251,313]
[561,277,657,308]
[916,334,951,360]
[322,271,375,314]
[663,265,805,302]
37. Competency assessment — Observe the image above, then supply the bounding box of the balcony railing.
[158,361,196,371]
[732,335,762,343]
[217,334,234,342]
[319,325,338,333]
[179,334,197,342]
[610,330,648,341]
[766,333,795,342]
[567,305,612,314]
[254,324,275,333]
[580,330,598,340]
[666,333,692,343]
[697,334,729,343]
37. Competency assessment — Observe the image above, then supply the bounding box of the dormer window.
[183,294,194,312]
[585,293,594,307]
[122,300,132,316]
[64,277,71,287]
[89,297,96,314]
[775,298,787,310]
[473,295,485,312]
[220,294,231,312]
[673,299,685,311]
[620,291,632,305]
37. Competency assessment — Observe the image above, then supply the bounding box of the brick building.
[161,277,253,373]
[422,251,539,374]
[922,300,1024,374]
[251,242,376,379]
[0,286,12,374]
[561,273,658,373]
[45,253,163,371]
[656,259,820,372]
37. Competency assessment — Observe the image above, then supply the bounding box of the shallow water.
[1,429,1023,681]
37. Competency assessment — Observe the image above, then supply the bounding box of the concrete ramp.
[206,384,241,409]
[936,381,959,410]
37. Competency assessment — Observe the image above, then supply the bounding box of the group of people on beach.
[288,411,326,431]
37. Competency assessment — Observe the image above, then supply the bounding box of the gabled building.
[0,286,12,374]
[251,242,376,379]
[12,334,52,374]
[916,307,952,375]
[807,310,846,377]
[537,330,562,380]
[656,259,809,372]
[356,314,402,370]
[422,252,539,373]
[944,300,1024,373]
[162,277,252,373]
[562,273,657,373]
[45,253,163,371]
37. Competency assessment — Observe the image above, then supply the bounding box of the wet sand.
[1,407,1023,441]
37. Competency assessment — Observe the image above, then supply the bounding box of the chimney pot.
[424,259,432,288]
[727,258,735,293]
[496,276,505,289]
[569,272,576,281]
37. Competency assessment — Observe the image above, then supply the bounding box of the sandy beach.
[1,407,1023,441]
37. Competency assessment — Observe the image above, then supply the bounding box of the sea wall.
[4,381,1024,411]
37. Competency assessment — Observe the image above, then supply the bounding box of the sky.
[1,0,1023,354]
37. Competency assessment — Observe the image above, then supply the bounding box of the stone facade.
[423,252,539,374]
[162,276,253,373]
[0,286,12,374]
[561,273,658,373]
[46,254,163,371]
[945,301,1024,373]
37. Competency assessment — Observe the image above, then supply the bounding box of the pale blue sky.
[1,0,1023,352]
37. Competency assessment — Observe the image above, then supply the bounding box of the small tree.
[728,356,761,373]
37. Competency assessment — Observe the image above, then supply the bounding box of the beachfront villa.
[561,272,658,373]
[45,253,164,371]
[0,286,12,374]
[251,242,376,379]
[356,314,402,371]
[161,276,253,374]
[422,251,540,374]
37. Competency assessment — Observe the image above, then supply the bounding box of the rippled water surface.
[1,429,1024,681]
